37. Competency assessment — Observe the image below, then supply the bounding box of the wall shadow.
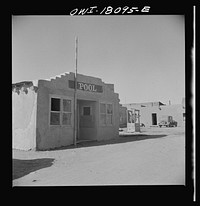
[52,134,167,151]
[12,158,54,180]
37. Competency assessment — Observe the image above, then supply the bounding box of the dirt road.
[12,127,185,186]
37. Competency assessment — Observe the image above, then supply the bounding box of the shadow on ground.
[12,158,54,180]
[51,134,167,151]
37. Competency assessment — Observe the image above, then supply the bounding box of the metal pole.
[74,37,78,146]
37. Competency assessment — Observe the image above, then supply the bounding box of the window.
[50,98,61,125]
[63,99,71,112]
[100,103,106,125]
[51,98,60,111]
[50,97,72,126]
[107,104,113,124]
[83,107,91,116]
[100,103,113,125]
[50,113,60,125]
[62,99,72,125]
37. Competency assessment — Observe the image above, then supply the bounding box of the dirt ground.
[12,126,185,186]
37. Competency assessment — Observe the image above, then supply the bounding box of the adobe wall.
[125,103,185,128]
[12,83,37,150]
[139,104,185,127]
[36,76,74,150]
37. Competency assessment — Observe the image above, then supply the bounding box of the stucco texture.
[12,86,37,150]
[36,72,120,150]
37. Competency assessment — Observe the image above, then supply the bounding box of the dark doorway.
[152,113,157,125]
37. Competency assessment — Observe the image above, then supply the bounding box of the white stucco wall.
[124,103,185,128]
[12,86,37,150]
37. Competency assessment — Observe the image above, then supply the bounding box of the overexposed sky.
[12,15,185,104]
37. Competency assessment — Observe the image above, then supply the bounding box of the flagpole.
[74,37,78,146]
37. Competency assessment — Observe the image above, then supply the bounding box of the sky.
[12,15,185,105]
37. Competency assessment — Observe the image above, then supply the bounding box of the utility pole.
[74,37,78,146]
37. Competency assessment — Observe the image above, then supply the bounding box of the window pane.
[51,98,60,111]
[107,115,112,124]
[83,107,91,116]
[100,103,106,113]
[50,112,60,125]
[62,113,71,125]
[63,99,71,112]
[100,114,106,125]
[107,104,113,114]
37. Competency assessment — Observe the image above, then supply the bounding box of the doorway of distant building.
[127,109,140,132]
[152,113,157,125]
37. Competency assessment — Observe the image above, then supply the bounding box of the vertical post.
[74,37,78,146]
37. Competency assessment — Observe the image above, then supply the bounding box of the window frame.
[62,99,72,126]
[100,103,107,126]
[82,106,92,116]
[49,95,73,127]
[99,102,113,126]
[50,97,61,125]
[106,103,113,125]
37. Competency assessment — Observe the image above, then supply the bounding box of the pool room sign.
[68,80,103,93]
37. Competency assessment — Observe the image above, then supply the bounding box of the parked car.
[140,123,145,127]
[158,120,177,127]
[158,115,178,127]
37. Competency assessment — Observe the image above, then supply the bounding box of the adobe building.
[123,100,185,128]
[12,72,120,151]
[119,105,141,132]
[119,104,127,128]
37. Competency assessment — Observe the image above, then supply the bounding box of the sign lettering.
[68,80,103,93]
